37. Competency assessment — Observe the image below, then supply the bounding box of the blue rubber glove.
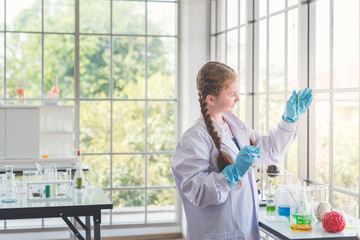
[221,146,262,188]
[282,88,313,123]
[298,88,313,115]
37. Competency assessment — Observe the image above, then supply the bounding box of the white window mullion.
[252,0,259,130]
[308,0,316,182]
[297,0,309,180]
[329,0,334,207]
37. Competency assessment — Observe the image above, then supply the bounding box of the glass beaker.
[313,185,328,203]
[2,166,19,203]
[56,172,67,198]
[275,185,291,218]
[341,202,358,229]
[289,190,313,231]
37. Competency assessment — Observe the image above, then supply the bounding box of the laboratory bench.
[0,185,113,240]
[259,207,359,239]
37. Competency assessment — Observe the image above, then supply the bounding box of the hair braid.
[198,92,233,172]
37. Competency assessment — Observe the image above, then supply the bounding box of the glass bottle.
[2,165,19,203]
[74,150,86,189]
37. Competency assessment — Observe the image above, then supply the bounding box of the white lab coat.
[172,112,298,240]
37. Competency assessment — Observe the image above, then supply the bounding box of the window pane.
[287,136,297,175]
[333,192,359,216]
[217,0,226,32]
[113,1,145,35]
[288,0,298,8]
[227,0,238,30]
[240,0,246,25]
[259,19,267,92]
[226,29,238,73]
[0,0,4,31]
[112,190,145,224]
[269,14,285,92]
[268,94,284,129]
[237,95,248,122]
[0,34,3,99]
[5,219,42,229]
[113,155,144,187]
[259,0,267,18]
[258,94,267,133]
[80,101,110,153]
[44,0,74,33]
[315,93,329,184]
[7,0,41,32]
[148,188,176,223]
[79,35,110,98]
[113,37,145,99]
[269,0,285,14]
[44,217,67,228]
[82,155,110,188]
[6,33,41,99]
[333,93,359,192]
[113,101,145,152]
[216,33,226,63]
[147,2,176,36]
[147,37,176,99]
[287,9,298,92]
[333,0,359,89]
[44,34,74,99]
[315,0,330,89]
[147,101,175,152]
[148,154,173,186]
[239,27,246,93]
[79,0,110,33]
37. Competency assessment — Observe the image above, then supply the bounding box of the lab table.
[259,207,360,239]
[0,186,113,240]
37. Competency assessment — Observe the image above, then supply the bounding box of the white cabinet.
[5,108,39,159]
[0,105,75,169]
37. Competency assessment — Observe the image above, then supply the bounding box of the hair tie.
[219,148,223,152]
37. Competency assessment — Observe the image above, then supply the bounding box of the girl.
[171,61,313,240]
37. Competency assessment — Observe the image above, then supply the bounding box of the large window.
[310,0,360,212]
[0,0,178,230]
[211,0,360,215]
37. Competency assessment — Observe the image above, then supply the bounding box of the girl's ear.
[205,94,217,106]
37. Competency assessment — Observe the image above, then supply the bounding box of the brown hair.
[196,61,237,172]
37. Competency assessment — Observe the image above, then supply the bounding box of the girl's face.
[211,78,239,113]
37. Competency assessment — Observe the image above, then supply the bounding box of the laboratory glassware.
[2,165,19,203]
[74,150,86,189]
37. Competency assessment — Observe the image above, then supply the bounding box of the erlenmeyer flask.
[2,165,19,203]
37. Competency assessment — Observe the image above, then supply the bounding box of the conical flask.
[2,166,19,203]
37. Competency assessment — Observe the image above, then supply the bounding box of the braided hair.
[196,61,237,172]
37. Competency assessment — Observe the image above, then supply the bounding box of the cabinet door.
[6,108,40,159]
[0,109,4,159]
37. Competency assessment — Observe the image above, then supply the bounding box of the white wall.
[179,0,210,133]
[179,0,210,237]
